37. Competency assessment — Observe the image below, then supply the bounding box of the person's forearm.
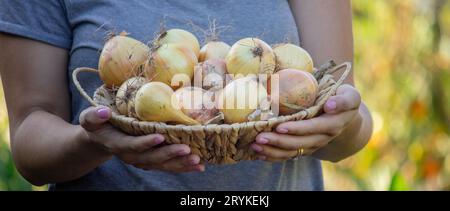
[12,110,111,186]
[313,103,373,162]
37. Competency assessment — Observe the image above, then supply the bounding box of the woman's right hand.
[79,106,205,173]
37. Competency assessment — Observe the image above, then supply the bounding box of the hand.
[79,106,205,172]
[251,84,362,162]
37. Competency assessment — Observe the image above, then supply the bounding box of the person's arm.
[250,0,373,162]
[0,34,203,186]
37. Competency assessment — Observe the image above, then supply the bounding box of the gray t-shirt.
[0,0,323,191]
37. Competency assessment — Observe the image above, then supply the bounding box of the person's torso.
[57,0,323,191]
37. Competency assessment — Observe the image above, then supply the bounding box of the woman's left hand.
[251,84,362,162]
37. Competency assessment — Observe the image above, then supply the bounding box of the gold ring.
[299,148,304,157]
[292,148,304,160]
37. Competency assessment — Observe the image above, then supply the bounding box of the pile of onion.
[95,28,325,126]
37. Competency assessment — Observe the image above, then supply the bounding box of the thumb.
[79,106,111,132]
[324,85,361,114]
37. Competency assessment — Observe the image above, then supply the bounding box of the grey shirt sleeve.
[0,0,72,49]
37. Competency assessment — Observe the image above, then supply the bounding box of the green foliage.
[323,0,450,191]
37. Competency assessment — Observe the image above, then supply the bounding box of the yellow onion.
[199,41,231,62]
[115,77,147,117]
[145,44,198,89]
[134,82,199,125]
[173,87,219,124]
[156,29,200,57]
[217,77,268,123]
[273,43,314,73]
[274,69,319,115]
[98,34,150,87]
[225,38,276,76]
[193,59,228,91]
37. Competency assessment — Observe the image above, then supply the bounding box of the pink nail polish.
[197,165,205,172]
[326,100,337,110]
[277,128,288,134]
[189,158,199,165]
[97,108,110,119]
[177,149,189,156]
[256,138,269,144]
[251,144,263,152]
[153,136,164,144]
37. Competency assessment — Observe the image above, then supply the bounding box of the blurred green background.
[0,0,449,191]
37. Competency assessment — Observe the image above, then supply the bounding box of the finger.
[255,132,330,150]
[253,144,318,161]
[161,154,205,172]
[276,117,332,136]
[79,106,111,132]
[276,110,357,136]
[133,156,205,173]
[324,84,361,114]
[251,144,297,160]
[105,133,165,153]
[134,144,191,165]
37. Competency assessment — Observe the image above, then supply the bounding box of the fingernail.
[97,108,110,119]
[153,136,165,144]
[326,100,337,111]
[177,148,190,156]
[189,158,200,165]
[196,165,205,172]
[277,128,288,134]
[258,155,266,160]
[256,137,269,144]
[251,144,263,152]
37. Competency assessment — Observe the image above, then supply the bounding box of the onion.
[273,43,314,73]
[217,77,268,123]
[193,59,228,91]
[225,38,276,76]
[173,87,219,125]
[98,34,150,87]
[273,69,319,115]
[145,44,198,89]
[115,77,146,117]
[156,29,200,58]
[134,82,199,125]
[199,41,231,62]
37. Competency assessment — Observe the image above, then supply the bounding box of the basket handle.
[329,62,352,87]
[72,67,100,107]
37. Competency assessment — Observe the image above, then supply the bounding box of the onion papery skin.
[156,29,200,58]
[173,87,219,124]
[115,77,147,117]
[273,43,314,73]
[217,77,268,123]
[193,59,228,91]
[134,82,199,125]
[145,44,198,89]
[199,41,231,62]
[98,35,150,88]
[225,38,276,76]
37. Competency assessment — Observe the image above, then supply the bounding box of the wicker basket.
[72,61,351,165]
